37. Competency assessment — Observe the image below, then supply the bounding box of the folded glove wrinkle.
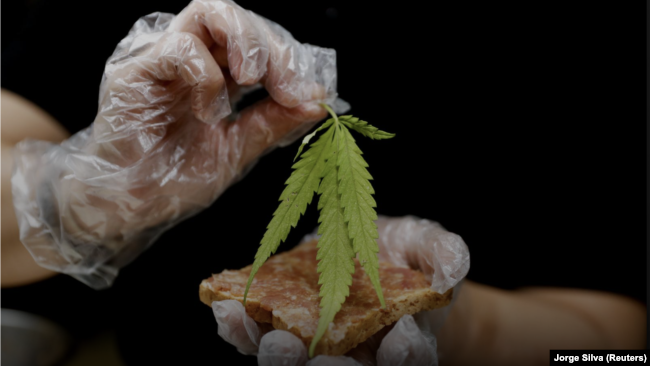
[376,315,438,366]
[376,215,469,294]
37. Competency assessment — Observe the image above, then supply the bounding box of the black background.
[2,1,647,364]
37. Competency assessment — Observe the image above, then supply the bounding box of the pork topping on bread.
[199,239,452,356]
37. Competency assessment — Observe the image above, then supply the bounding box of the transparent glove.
[11,0,348,289]
[374,215,470,364]
[210,215,470,365]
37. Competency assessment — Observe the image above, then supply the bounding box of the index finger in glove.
[256,18,336,108]
[375,216,470,294]
[169,0,337,107]
[169,0,268,85]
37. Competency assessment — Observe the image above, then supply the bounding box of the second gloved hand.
[11,0,345,289]
[210,215,470,366]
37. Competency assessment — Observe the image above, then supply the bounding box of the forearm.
[437,281,646,366]
[1,89,69,287]
[2,144,56,286]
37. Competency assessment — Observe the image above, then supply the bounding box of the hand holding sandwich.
[211,215,470,365]
[11,0,345,289]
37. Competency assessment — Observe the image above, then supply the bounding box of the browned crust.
[199,280,452,356]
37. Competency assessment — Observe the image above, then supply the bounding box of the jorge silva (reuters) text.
[553,353,647,363]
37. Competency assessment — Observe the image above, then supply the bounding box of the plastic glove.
[210,215,470,365]
[11,0,347,289]
[374,215,470,364]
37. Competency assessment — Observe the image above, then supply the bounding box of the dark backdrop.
[2,1,646,364]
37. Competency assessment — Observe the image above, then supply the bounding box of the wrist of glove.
[11,0,349,289]
[210,215,470,366]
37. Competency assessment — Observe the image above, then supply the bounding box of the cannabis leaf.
[294,119,334,161]
[243,104,394,358]
[339,115,395,140]
[243,125,334,304]
[337,124,386,309]
[310,125,355,357]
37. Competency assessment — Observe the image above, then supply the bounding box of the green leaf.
[294,119,334,161]
[243,125,334,304]
[243,105,393,359]
[339,115,395,140]
[336,124,385,308]
[309,126,355,357]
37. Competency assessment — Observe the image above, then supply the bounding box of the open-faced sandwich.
[199,239,452,357]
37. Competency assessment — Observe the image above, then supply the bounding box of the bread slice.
[199,239,452,356]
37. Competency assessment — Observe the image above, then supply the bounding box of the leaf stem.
[320,103,339,127]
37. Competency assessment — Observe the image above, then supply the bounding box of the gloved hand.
[211,215,470,365]
[11,0,347,289]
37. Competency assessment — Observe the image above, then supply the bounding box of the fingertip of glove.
[258,330,308,366]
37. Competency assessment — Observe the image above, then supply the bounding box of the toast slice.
[199,239,452,356]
